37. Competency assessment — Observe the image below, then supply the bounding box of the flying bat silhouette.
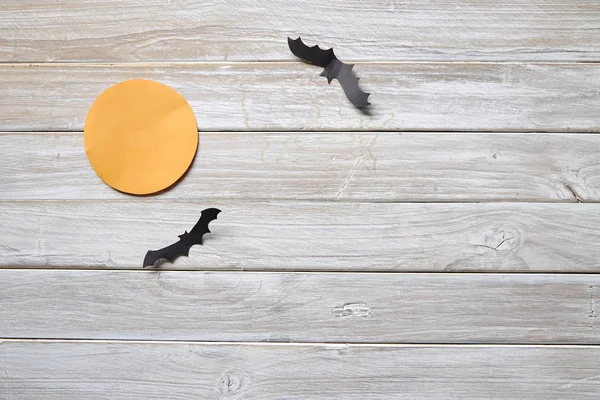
[143,208,221,267]
[288,37,370,108]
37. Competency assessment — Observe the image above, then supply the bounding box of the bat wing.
[189,208,221,244]
[288,37,336,68]
[143,240,191,267]
[143,208,221,268]
[332,62,371,108]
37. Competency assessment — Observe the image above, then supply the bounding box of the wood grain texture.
[2,0,600,62]
[1,341,599,399]
[2,132,599,202]
[3,0,600,395]
[2,63,600,132]
[1,270,599,343]
[1,201,599,271]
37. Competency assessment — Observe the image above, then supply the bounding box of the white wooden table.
[1,1,600,398]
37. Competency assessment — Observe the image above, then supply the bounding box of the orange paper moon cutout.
[84,79,198,195]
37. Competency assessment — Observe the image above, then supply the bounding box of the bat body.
[288,37,370,108]
[143,208,221,267]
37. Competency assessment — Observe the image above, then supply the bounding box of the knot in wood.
[218,369,247,396]
[483,225,521,252]
[332,303,371,318]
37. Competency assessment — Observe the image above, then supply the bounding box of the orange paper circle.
[84,79,198,195]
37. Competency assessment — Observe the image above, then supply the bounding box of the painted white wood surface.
[2,0,600,397]
[1,201,599,271]
[2,63,600,132]
[1,270,598,343]
[1,132,598,202]
[2,0,599,62]
[1,341,599,399]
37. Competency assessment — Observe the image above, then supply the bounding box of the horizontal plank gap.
[1,338,598,348]
[2,267,600,275]
[3,61,600,67]
[4,130,600,135]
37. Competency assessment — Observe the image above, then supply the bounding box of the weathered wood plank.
[1,270,598,343]
[2,63,600,132]
[2,132,599,202]
[1,201,599,271]
[2,0,600,62]
[1,341,599,399]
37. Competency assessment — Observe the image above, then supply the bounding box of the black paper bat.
[288,37,370,108]
[143,208,221,267]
